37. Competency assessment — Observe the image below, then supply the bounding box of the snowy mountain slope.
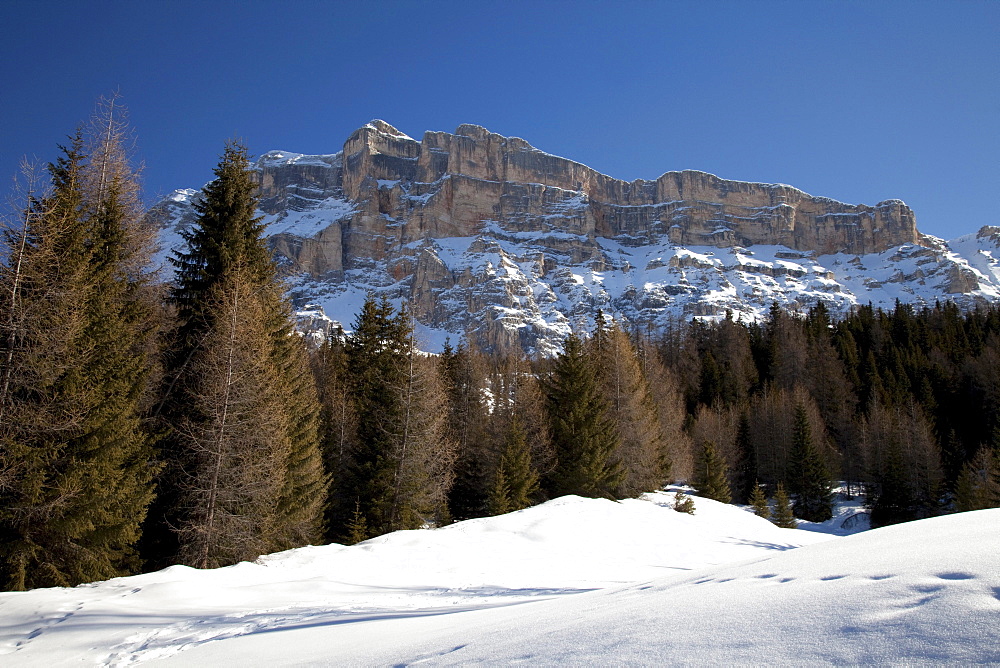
[145,121,1000,353]
[152,182,1000,355]
[1,495,996,666]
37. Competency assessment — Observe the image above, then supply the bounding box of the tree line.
[2,102,998,590]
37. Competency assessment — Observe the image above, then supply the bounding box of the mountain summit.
[149,121,1000,353]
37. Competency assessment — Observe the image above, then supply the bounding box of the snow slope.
[1,495,996,666]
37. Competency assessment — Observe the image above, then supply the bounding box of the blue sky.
[1,0,997,239]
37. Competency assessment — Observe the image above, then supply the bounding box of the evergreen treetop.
[544,333,624,499]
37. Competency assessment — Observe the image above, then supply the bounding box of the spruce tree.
[487,462,512,516]
[488,415,539,515]
[338,296,455,537]
[673,490,695,514]
[750,483,771,520]
[692,440,732,503]
[543,333,623,499]
[153,141,326,568]
[772,483,797,529]
[0,102,158,589]
[339,294,408,537]
[786,402,834,522]
[954,448,999,512]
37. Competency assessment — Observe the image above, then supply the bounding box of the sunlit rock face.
[149,121,996,355]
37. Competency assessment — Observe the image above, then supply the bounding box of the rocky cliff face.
[150,120,995,354]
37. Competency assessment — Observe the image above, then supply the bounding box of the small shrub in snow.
[673,491,695,514]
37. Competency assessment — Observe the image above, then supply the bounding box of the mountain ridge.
[148,120,998,354]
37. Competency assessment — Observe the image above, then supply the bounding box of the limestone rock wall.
[305,120,922,278]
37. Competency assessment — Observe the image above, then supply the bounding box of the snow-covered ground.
[1,493,996,666]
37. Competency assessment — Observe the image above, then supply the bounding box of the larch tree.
[174,273,289,568]
[441,340,491,520]
[589,323,669,497]
[339,296,455,538]
[155,141,326,568]
[387,326,456,531]
[0,97,158,589]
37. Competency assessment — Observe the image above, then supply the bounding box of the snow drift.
[0,493,996,666]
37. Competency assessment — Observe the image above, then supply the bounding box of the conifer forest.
[2,102,999,591]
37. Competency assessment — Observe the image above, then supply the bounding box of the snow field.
[1,494,996,666]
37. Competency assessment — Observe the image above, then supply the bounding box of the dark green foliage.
[154,141,326,568]
[170,142,272,336]
[334,297,455,538]
[772,483,797,529]
[543,334,623,499]
[692,440,732,504]
[488,416,539,515]
[673,490,696,514]
[750,483,771,520]
[867,445,916,528]
[272,327,328,550]
[954,448,1000,512]
[734,412,757,504]
[0,113,157,590]
[786,403,834,523]
[442,341,491,520]
[311,333,357,541]
[339,294,410,536]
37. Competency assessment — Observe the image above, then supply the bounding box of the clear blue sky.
[2,0,997,239]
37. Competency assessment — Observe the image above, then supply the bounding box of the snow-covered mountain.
[148,121,1000,354]
[1,493,996,665]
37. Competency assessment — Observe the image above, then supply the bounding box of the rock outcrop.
[247,120,923,278]
[150,120,994,354]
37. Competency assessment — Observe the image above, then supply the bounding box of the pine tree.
[750,483,771,520]
[786,402,834,522]
[488,416,539,515]
[153,141,326,567]
[590,324,669,496]
[673,490,695,514]
[772,483,797,529]
[173,274,289,568]
[954,448,999,512]
[692,440,732,503]
[543,333,624,499]
[442,340,490,520]
[0,102,158,590]
[338,297,455,537]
